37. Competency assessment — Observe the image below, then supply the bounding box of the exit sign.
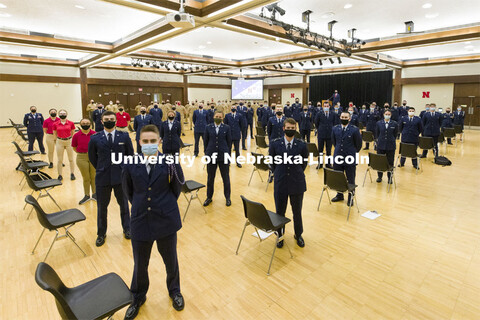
[138,88,143,92]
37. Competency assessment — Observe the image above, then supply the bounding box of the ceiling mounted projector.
[166,0,195,28]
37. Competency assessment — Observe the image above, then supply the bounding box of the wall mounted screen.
[231,79,264,100]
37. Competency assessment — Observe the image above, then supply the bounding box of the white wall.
[401,83,454,111]
[0,82,82,125]
[0,62,79,77]
[87,68,183,82]
[188,75,231,85]
[264,76,303,85]
[402,62,480,78]
[187,88,231,102]
[281,88,303,104]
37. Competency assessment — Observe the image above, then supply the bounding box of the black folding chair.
[294,131,302,139]
[362,131,374,145]
[256,126,266,136]
[317,168,359,220]
[419,136,435,158]
[21,169,62,219]
[247,153,273,191]
[358,122,365,130]
[12,140,40,158]
[15,126,30,148]
[443,127,456,148]
[363,153,396,192]
[236,196,293,275]
[306,143,320,168]
[181,180,206,221]
[254,135,269,153]
[180,139,193,155]
[25,195,86,261]
[35,262,133,320]
[395,143,421,174]
[256,120,262,128]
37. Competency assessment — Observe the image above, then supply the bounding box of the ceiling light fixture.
[328,58,334,64]
[337,57,342,64]
[299,62,304,66]
[311,60,315,65]
[318,60,323,66]
[75,5,85,9]
[289,63,294,68]
[344,4,353,9]
[0,3,7,8]
[422,3,432,9]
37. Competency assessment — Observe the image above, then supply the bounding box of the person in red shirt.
[42,108,60,168]
[116,104,131,133]
[53,109,76,181]
[72,118,96,204]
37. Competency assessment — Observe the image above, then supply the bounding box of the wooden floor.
[1,127,480,320]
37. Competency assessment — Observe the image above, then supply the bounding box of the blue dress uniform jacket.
[398,106,408,118]
[267,116,285,140]
[237,105,248,127]
[206,108,216,124]
[365,110,380,133]
[160,120,182,153]
[299,112,313,131]
[422,112,442,136]
[204,123,232,160]
[330,93,341,105]
[193,109,208,133]
[399,116,423,144]
[350,114,359,127]
[246,107,254,124]
[441,112,454,128]
[149,107,163,127]
[92,108,105,131]
[88,130,134,187]
[283,105,293,118]
[375,120,399,151]
[269,138,309,195]
[331,125,362,157]
[134,114,153,140]
[122,157,184,242]
[23,112,44,132]
[390,108,400,121]
[256,107,264,123]
[262,109,275,127]
[453,111,465,126]
[358,109,367,124]
[224,112,244,140]
[315,111,336,139]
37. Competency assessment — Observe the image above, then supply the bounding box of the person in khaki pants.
[53,109,76,181]
[42,108,60,168]
[72,118,97,204]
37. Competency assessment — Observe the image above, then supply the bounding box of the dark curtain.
[309,70,393,107]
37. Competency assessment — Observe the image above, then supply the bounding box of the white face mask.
[348,111,353,115]
[457,108,461,111]
[408,111,415,116]
[384,115,391,120]
[430,108,436,112]
[323,108,329,112]
[370,108,375,111]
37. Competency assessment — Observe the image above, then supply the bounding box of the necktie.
[410,117,412,122]
[148,164,154,179]
[287,142,291,150]
[108,133,113,145]
[142,115,145,120]
[326,112,329,117]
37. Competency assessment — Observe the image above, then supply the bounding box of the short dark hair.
[49,108,57,113]
[214,111,224,117]
[102,110,116,119]
[409,107,416,111]
[283,117,297,127]
[140,124,160,136]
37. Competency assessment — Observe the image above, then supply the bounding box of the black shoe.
[376,178,382,183]
[242,148,247,151]
[91,193,97,201]
[347,198,354,207]
[237,163,242,168]
[95,235,106,247]
[363,147,369,150]
[325,164,333,169]
[79,195,90,205]
[124,297,146,320]
[182,133,185,136]
[70,173,76,180]
[419,155,426,158]
[276,240,284,248]
[397,164,404,167]
[41,152,46,155]
[48,162,53,168]
[413,165,419,170]
[203,198,212,206]
[194,153,198,157]
[268,175,273,183]
[226,199,231,206]
[62,163,65,167]
[124,230,131,240]
[331,195,344,202]
[172,293,185,311]
[316,164,322,170]
[448,142,453,145]
[58,175,63,181]
[294,235,305,248]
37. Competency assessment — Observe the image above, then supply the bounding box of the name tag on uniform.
[118,142,124,145]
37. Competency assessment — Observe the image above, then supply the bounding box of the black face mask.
[98,106,103,109]
[231,109,236,113]
[303,109,308,112]
[119,108,124,111]
[140,111,146,114]
[154,105,158,108]
[272,107,275,110]
[284,129,296,138]
[214,118,222,125]
[31,109,37,113]
[446,111,451,113]
[403,103,406,106]
[172,107,176,110]
[211,106,215,109]
[276,111,283,116]
[103,121,116,129]
[340,119,349,125]
[50,113,57,117]
[59,115,67,120]
[81,125,90,130]
[199,106,203,109]
[168,116,175,120]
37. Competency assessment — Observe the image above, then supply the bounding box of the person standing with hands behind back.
[43,108,60,168]
[24,105,46,154]
[269,118,309,248]
[122,125,185,319]
[53,109,76,181]
[72,118,96,204]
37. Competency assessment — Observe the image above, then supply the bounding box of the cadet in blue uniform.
[92,103,105,132]
[315,102,336,169]
[329,90,341,105]
[237,102,248,150]
[375,110,398,183]
[398,107,422,168]
[419,104,430,120]
[331,112,362,206]
[206,104,216,124]
[267,106,286,142]
[203,111,232,207]
[262,104,276,132]
[421,103,442,158]
[88,111,134,246]
[160,110,182,155]
[441,107,454,145]
[332,104,342,125]
[23,105,45,153]
[358,105,367,127]
[122,125,185,319]
[283,101,293,118]
[292,98,302,122]
[364,104,380,150]
[134,107,153,153]
[149,103,163,131]
[192,104,208,157]
[224,105,244,168]
[269,118,309,248]
[256,103,264,128]
[299,106,313,142]
[347,106,359,127]
[246,103,254,139]
[390,103,400,122]
[454,106,465,141]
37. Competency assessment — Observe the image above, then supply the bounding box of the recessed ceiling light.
[74,5,85,9]
[344,4,352,9]
[0,3,7,9]
[422,3,432,9]
[0,12,11,17]
[321,12,335,19]
[425,12,439,19]
[206,41,212,44]
[198,45,206,49]
[465,41,471,44]
[465,45,475,50]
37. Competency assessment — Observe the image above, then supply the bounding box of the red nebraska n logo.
[291,93,295,98]
[422,91,430,98]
